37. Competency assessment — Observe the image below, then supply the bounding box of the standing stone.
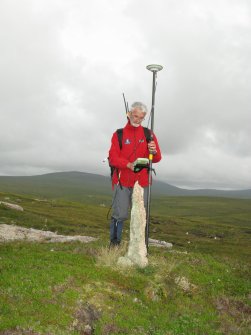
[118,181,148,268]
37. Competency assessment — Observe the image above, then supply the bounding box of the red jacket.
[108,121,162,188]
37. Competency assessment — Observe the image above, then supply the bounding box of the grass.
[0,191,251,334]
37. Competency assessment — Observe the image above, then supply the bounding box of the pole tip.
[146,64,163,72]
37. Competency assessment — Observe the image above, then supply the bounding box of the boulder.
[0,201,24,211]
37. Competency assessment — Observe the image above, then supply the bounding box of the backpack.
[109,127,152,180]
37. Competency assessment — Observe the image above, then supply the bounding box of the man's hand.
[127,162,134,171]
[148,141,157,154]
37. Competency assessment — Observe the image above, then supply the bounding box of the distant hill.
[0,171,111,201]
[0,171,251,199]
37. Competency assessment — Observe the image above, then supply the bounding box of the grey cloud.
[0,0,250,189]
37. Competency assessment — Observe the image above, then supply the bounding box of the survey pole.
[145,64,163,252]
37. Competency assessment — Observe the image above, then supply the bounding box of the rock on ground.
[148,238,173,248]
[0,224,97,243]
[0,201,24,211]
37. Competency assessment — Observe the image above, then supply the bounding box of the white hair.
[130,102,148,114]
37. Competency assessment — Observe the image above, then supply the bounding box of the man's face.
[128,108,146,127]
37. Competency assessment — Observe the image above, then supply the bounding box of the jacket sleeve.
[108,132,129,169]
[152,132,162,163]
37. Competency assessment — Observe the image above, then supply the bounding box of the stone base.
[118,255,148,268]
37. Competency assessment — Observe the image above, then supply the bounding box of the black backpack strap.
[111,128,123,189]
[116,128,123,149]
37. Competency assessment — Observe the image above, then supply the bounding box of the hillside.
[0,171,251,200]
[0,190,250,334]
[0,171,112,202]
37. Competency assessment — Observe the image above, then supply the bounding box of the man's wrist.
[150,150,157,155]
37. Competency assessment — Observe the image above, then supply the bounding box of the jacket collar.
[125,120,143,131]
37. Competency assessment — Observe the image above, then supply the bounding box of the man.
[108,101,162,246]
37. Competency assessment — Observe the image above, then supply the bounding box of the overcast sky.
[0,0,250,190]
